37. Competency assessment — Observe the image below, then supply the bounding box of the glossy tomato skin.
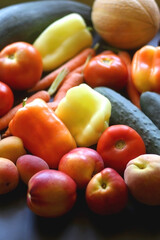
[84,52,128,91]
[97,125,146,175]
[0,42,43,90]
[0,81,14,117]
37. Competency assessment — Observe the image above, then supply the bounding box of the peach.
[16,154,49,185]
[86,168,128,215]
[124,154,160,205]
[58,147,104,189]
[0,157,19,194]
[27,169,77,217]
[0,136,26,163]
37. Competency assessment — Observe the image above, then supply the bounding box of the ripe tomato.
[0,42,43,90]
[97,125,146,175]
[84,51,128,91]
[0,81,14,117]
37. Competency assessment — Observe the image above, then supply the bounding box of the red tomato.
[0,81,14,117]
[84,51,128,91]
[97,125,146,175]
[0,42,43,90]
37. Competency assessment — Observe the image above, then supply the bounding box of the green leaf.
[47,68,69,96]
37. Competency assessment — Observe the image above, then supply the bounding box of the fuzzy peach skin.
[58,147,104,189]
[27,169,77,218]
[124,154,160,205]
[86,168,128,215]
[16,154,49,185]
[0,157,19,194]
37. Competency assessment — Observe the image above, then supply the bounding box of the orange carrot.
[48,65,84,111]
[118,51,141,109]
[28,48,95,92]
[0,90,50,132]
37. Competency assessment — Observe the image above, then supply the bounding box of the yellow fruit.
[0,136,26,163]
[91,0,160,49]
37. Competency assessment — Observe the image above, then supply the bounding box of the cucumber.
[0,0,50,9]
[0,0,92,50]
[140,91,160,129]
[95,87,160,155]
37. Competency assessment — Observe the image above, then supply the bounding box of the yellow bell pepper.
[33,13,93,71]
[55,83,111,147]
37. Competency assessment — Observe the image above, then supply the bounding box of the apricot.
[0,136,26,163]
[0,157,19,194]
[16,154,49,185]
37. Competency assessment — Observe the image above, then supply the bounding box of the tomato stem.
[115,140,126,149]
[8,53,15,59]
[101,182,107,189]
[101,58,113,65]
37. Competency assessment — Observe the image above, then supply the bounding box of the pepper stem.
[93,42,100,51]
[22,97,28,107]
[47,68,69,96]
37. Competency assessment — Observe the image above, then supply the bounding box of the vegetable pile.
[0,0,160,219]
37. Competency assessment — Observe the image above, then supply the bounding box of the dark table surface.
[1,181,160,240]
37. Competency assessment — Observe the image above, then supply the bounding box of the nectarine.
[27,169,77,217]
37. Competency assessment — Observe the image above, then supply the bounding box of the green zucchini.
[0,0,92,50]
[140,91,160,129]
[95,87,160,155]
[0,0,50,9]
[0,0,93,9]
